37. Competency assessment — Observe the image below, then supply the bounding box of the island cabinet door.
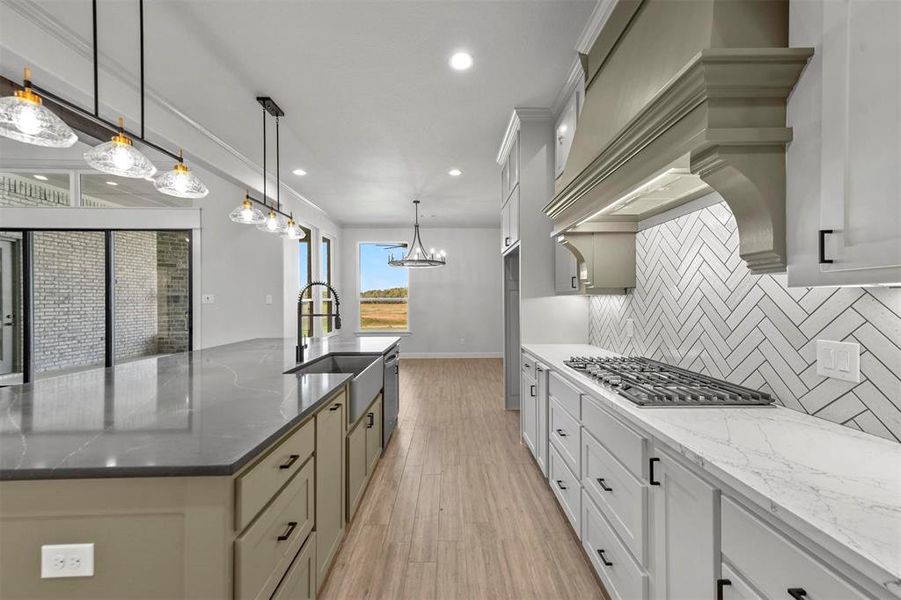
[648,447,718,600]
[346,421,367,522]
[271,532,316,600]
[365,396,383,473]
[315,391,346,589]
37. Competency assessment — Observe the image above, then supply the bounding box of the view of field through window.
[359,243,408,330]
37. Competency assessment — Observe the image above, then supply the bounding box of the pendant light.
[84,117,157,178]
[153,149,209,198]
[257,209,288,233]
[0,67,78,148]
[389,200,447,268]
[229,193,266,224]
[283,218,306,240]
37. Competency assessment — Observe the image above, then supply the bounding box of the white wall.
[340,228,502,357]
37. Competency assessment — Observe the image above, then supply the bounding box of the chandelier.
[389,200,446,268]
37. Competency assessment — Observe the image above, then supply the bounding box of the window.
[297,225,313,337]
[321,235,334,334]
[359,243,408,331]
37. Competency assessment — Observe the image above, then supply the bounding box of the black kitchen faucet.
[296,281,341,364]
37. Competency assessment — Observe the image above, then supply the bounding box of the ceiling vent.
[546,0,813,274]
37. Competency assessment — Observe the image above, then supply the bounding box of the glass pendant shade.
[84,118,156,179]
[229,197,266,224]
[154,157,209,199]
[282,217,306,240]
[0,68,77,148]
[257,209,288,233]
[388,200,447,268]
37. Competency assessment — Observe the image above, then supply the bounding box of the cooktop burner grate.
[563,356,773,407]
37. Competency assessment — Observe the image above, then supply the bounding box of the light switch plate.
[265,294,273,305]
[201,294,215,304]
[41,543,94,578]
[816,340,860,383]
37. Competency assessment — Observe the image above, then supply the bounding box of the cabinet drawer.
[549,397,581,476]
[236,458,315,600]
[271,532,316,600]
[549,444,581,535]
[521,353,536,380]
[582,491,647,600]
[549,372,581,419]
[721,496,868,600]
[581,396,646,479]
[720,562,763,600]
[582,429,646,565]
[236,417,315,531]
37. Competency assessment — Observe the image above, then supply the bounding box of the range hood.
[546,0,813,275]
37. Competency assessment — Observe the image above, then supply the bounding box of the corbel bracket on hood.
[546,47,813,274]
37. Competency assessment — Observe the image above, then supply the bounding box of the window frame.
[321,234,335,335]
[297,224,314,337]
[356,241,410,334]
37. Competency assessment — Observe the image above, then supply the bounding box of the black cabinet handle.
[530,384,536,397]
[819,229,834,264]
[597,549,612,566]
[329,403,341,411]
[787,589,807,600]
[367,412,374,429]
[555,479,567,490]
[571,276,578,289]
[597,478,612,492]
[536,366,543,373]
[556,428,567,437]
[279,454,300,470]
[649,457,661,486]
[505,236,511,247]
[277,521,298,542]
[716,579,731,600]
[394,365,399,374]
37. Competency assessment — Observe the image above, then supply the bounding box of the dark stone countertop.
[0,336,399,481]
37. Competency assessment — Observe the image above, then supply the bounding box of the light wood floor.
[319,358,608,600]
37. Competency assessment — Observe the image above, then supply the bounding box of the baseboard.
[400,352,503,359]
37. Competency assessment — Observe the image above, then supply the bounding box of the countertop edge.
[522,343,901,591]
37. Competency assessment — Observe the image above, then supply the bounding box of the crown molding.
[1,0,328,217]
[575,0,620,54]
[496,108,553,164]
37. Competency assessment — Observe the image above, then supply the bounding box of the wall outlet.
[201,294,215,304]
[265,294,273,305]
[625,318,634,339]
[41,543,94,578]
[816,340,861,383]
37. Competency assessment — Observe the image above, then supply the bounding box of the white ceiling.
[1,0,595,227]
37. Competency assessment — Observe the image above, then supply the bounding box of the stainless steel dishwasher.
[383,347,399,446]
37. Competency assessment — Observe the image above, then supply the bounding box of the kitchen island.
[0,336,399,600]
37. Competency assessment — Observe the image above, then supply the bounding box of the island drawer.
[549,372,581,419]
[721,496,868,600]
[236,417,315,531]
[271,532,317,600]
[235,457,315,600]
[581,396,646,479]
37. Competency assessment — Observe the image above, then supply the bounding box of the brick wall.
[156,232,190,354]
[114,231,159,360]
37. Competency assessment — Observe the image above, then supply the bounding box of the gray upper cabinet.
[500,131,519,207]
[555,242,580,294]
[500,130,520,254]
[787,0,901,286]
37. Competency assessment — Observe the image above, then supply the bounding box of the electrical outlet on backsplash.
[588,202,901,442]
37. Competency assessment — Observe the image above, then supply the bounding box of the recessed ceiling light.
[292,168,307,176]
[33,174,48,181]
[449,52,473,71]
[448,168,462,177]
[105,181,118,186]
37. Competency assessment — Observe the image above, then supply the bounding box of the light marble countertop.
[0,336,399,480]
[523,343,901,594]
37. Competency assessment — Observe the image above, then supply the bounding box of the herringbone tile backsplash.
[589,202,901,442]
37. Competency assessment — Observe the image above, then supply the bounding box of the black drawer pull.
[394,365,399,374]
[818,229,834,264]
[716,579,731,600]
[536,366,543,373]
[555,479,567,490]
[787,589,807,600]
[571,276,578,289]
[277,521,298,542]
[597,478,612,492]
[279,454,300,470]
[329,403,341,411]
[530,384,536,397]
[367,412,374,428]
[555,428,567,437]
[649,457,661,486]
[597,549,612,566]
[504,236,511,247]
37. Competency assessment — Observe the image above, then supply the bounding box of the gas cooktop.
[563,356,774,407]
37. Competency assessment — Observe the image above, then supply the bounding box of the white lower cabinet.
[582,490,648,600]
[720,496,868,600]
[521,370,537,455]
[648,446,718,600]
[719,562,762,600]
[549,444,581,533]
[535,363,549,476]
[549,396,581,474]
